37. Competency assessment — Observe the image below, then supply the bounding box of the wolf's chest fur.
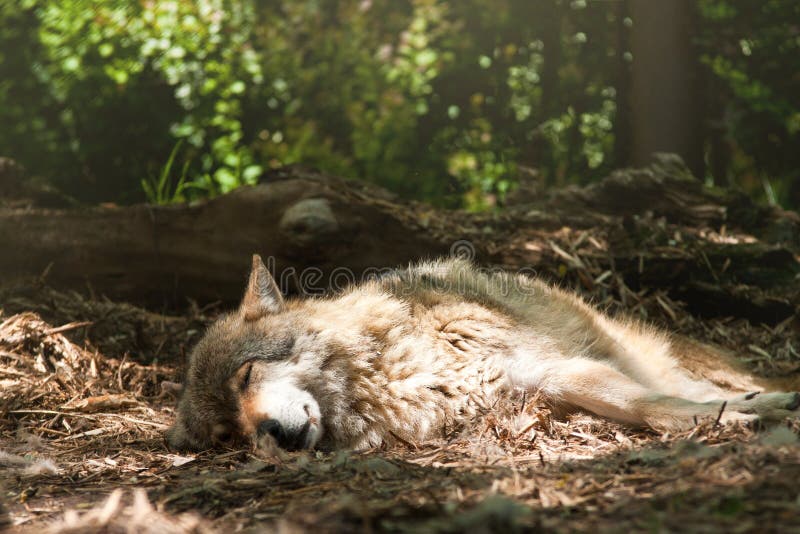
[301,286,514,449]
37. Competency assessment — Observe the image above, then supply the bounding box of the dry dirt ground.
[1,275,800,534]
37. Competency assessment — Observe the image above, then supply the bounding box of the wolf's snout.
[257,418,311,450]
[240,381,322,450]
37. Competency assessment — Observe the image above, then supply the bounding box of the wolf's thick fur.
[167,256,800,451]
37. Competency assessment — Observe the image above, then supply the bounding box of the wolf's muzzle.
[257,418,311,450]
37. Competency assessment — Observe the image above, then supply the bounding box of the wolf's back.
[379,257,549,318]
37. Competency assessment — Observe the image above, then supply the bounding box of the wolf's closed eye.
[239,361,254,392]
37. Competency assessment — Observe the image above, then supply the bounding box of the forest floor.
[1,260,799,534]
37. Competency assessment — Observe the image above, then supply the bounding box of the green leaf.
[98,43,114,57]
[63,56,80,71]
[415,49,437,67]
[242,164,263,184]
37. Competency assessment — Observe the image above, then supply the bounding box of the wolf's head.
[166,255,324,451]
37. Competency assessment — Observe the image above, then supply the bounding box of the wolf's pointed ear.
[241,254,284,320]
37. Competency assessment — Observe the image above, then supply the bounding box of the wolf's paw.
[728,391,800,423]
[643,392,799,433]
[716,410,759,426]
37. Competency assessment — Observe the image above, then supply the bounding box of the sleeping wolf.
[166,255,800,451]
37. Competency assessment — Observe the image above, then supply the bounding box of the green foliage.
[141,141,194,205]
[697,0,800,206]
[0,1,798,209]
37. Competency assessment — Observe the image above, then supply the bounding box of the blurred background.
[1,0,798,210]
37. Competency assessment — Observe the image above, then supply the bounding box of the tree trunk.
[612,0,632,168]
[629,0,704,178]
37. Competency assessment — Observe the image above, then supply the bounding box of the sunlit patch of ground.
[1,285,799,533]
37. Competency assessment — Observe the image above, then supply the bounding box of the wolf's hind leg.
[504,357,787,431]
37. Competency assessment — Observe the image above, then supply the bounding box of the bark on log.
[1,169,449,304]
[2,157,799,325]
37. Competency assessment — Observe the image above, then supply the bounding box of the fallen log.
[0,169,450,304]
[1,158,799,325]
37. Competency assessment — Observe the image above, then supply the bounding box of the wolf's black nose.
[257,418,310,450]
[257,419,286,443]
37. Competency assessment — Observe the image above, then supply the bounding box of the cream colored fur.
[166,256,800,451]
